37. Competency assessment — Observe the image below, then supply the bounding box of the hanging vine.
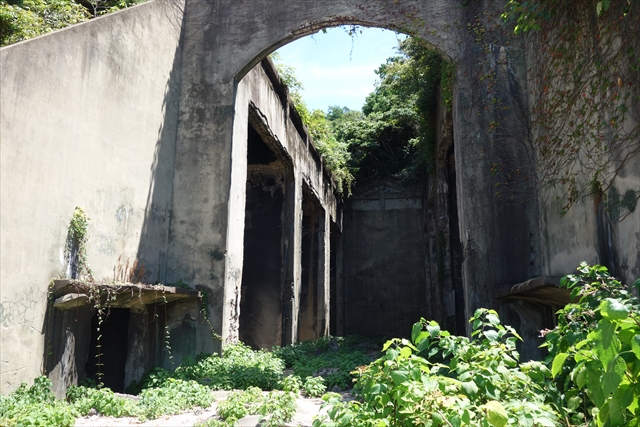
[503,0,640,218]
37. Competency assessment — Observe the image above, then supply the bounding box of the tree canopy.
[0,0,145,46]
[274,37,452,195]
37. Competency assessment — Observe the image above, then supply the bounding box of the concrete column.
[281,169,302,344]
[452,1,540,331]
[319,208,330,337]
[166,1,239,353]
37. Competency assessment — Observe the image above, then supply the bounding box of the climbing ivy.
[503,0,640,217]
[64,206,92,280]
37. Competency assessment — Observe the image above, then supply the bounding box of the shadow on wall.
[135,1,184,287]
[41,1,200,394]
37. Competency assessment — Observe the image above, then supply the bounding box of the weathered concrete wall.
[525,5,640,286]
[0,0,184,393]
[230,59,339,346]
[343,181,428,338]
[171,0,543,344]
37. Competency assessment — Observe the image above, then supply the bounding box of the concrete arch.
[179,0,462,83]
[166,0,540,350]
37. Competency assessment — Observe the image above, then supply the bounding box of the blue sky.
[275,27,405,113]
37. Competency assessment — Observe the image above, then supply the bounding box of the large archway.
[164,0,539,349]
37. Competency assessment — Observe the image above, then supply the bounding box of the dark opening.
[85,308,130,392]
[329,222,341,336]
[239,122,285,349]
[299,186,322,341]
[247,124,277,165]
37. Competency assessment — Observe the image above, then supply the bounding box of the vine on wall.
[504,0,640,218]
[65,206,92,280]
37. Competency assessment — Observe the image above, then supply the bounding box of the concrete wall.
[0,0,184,393]
[343,181,428,339]
[230,59,338,346]
[526,7,640,286]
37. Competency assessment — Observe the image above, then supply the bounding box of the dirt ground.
[73,390,330,427]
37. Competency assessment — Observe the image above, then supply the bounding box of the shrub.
[272,336,373,390]
[209,387,296,427]
[0,376,77,427]
[302,376,326,398]
[67,385,137,418]
[314,309,560,427]
[138,378,214,420]
[544,263,640,426]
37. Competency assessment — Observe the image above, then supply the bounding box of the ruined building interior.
[1,0,638,396]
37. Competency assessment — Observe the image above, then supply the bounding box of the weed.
[302,376,326,398]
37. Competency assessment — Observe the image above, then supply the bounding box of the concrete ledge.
[52,279,201,310]
[497,276,572,307]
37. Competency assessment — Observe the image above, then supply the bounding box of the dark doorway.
[299,186,323,341]
[239,122,285,349]
[329,222,342,336]
[85,308,130,392]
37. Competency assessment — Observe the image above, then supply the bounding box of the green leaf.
[483,330,499,341]
[461,380,478,396]
[600,298,629,320]
[610,384,633,425]
[587,367,606,407]
[552,353,569,377]
[631,335,640,359]
[426,321,440,337]
[411,322,423,343]
[390,370,408,386]
[399,346,412,359]
[603,356,626,396]
[484,401,508,427]
[485,313,500,325]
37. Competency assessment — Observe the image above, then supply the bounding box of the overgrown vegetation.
[197,387,297,427]
[4,264,639,426]
[273,335,375,390]
[314,309,560,427]
[128,342,285,393]
[544,263,640,426]
[273,35,453,195]
[64,206,91,280]
[314,264,640,427]
[0,0,146,46]
[501,0,640,217]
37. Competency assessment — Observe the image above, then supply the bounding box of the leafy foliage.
[128,342,284,393]
[137,378,214,420]
[0,0,145,47]
[0,0,89,46]
[64,206,92,280]
[314,309,560,427]
[199,387,297,427]
[66,384,138,418]
[333,37,452,184]
[272,36,453,194]
[543,263,640,426]
[272,336,374,390]
[0,376,76,427]
[302,376,327,398]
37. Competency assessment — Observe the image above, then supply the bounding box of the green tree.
[271,36,451,193]
[330,37,451,183]
[0,0,89,46]
[0,0,146,47]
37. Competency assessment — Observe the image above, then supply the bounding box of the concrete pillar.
[281,169,302,344]
[166,1,240,353]
[317,207,330,337]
